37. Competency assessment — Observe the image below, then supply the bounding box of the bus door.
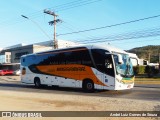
[95,56,114,89]
[91,49,115,89]
[104,56,115,89]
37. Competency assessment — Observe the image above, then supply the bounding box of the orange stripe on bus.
[36,64,107,86]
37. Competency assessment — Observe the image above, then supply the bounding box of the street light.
[21,15,51,41]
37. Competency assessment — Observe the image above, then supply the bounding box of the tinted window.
[91,49,115,77]
[38,49,93,67]
[65,50,93,67]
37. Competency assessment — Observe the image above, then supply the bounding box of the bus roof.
[91,44,127,54]
[21,44,127,58]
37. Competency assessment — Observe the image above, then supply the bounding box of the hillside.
[127,45,160,63]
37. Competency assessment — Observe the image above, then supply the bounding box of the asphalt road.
[0,79,159,102]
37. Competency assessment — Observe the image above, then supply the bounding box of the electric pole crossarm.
[44,9,58,16]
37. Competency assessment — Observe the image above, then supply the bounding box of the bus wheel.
[83,79,94,92]
[34,77,41,88]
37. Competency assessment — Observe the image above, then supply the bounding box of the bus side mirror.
[118,54,123,64]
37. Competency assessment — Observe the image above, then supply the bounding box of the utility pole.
[44,9,58,49]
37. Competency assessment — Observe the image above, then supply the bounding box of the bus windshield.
[113,54,134,77]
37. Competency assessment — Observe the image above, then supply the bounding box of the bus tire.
[83,79,94,92]
[34,77,41,88]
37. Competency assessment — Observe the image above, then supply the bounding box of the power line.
[0,0,102,28]
[83,30,160,44]
[21,15,51,40]
[57,14,160,36]
[112,39,160,45]
[28,0,93,18]
[60,21,95,39]
[48,0,98,11]
[66,27,160,44]
[29,0,102,18]
[54,0,103,12]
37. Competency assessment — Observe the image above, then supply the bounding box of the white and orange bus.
[21,45,134,92]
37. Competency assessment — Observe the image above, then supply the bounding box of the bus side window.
[91,49,115,77]
[104,55,114,77]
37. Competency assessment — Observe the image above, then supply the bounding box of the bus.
[21,45,134,92]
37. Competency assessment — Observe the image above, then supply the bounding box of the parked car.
[0,70,14,76]
[13,69,21,76]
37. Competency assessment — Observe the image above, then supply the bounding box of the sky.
[0,0,160,50]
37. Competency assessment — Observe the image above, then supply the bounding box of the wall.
[11,45,33,63]
[0,52,11,64]
[33,45,52,53]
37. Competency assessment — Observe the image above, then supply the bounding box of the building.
[127,52,149,66]
[0,40,80,70]
[0,52,11,64]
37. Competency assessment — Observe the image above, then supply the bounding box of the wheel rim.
[87,83,93,90]
[35,81,40,87]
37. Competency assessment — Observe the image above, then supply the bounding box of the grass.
[135,77,160,84]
